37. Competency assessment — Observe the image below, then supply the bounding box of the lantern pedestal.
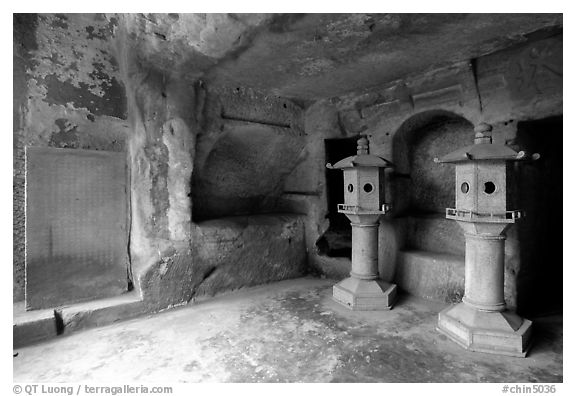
[437,303,532,357]
[333,215,397,311]
[333,277,397,311]
[436,221,533,357]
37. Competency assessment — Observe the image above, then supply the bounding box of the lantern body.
[343,167,385,211]
[455,161,508,215]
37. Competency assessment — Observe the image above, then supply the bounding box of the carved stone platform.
[333,277,397,311]
[437,303,532,357]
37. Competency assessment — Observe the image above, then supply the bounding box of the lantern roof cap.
[434,143,531,163]
[327,154,394,169]
[434,123,540,163]
[326,137,394,169]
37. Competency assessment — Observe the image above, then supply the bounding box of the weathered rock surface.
[202,14,562,100]
[13,279,564,383]
[138,215,307,311]
[192,85,305,220]
[192,215,308,299]
[13,14,129,302]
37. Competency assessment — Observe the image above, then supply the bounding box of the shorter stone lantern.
[326,137,397,310]
[434,123,539,357]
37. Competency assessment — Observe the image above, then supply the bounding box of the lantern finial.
[474,123,493,145]
[357,137,369,155]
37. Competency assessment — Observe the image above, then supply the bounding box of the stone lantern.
[326,137,397,310]
[434,123,539,357]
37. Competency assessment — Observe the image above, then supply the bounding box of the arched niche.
[191,121,305,222]
[390,110,475,303]
[392,110,474,220]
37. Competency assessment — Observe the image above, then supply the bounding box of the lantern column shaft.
[462,233,506,312]
[350,223,379,280]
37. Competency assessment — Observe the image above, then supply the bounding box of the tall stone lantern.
[326,137,397,310]
[434,123,539,357]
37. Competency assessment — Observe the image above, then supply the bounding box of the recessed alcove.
[392,112,474,302]
[393,112,474,250]
[191,122,306,222]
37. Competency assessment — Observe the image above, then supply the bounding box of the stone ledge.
[13,302,57,348]
[401,215,466,256]
[395,249,465,303]
[56,293,145,334]
[191,214,308,299]
[14,292,145,349]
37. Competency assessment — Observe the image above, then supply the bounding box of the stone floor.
[13,277,562,383]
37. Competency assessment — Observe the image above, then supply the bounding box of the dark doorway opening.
[515,115,563,317]
[317,136,363,258]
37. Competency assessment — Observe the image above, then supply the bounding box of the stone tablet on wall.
[25,147,129,310]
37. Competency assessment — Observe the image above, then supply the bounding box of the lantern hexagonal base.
[437,303,532,357]
[333,277,397,311]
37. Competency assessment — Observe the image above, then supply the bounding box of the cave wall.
[14,13,308,311]
[118,15,308,311]
[284,33,562,313]
[14,14,561,316]
[13,14,129,302]
[120,67,308,310]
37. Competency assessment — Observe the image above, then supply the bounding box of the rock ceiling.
[125,13,562,101]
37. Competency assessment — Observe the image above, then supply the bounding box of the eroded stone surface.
[13,279,563,383]
[137,215,307,311]
[202,14,562,100]
[191,85,306,220]
[13,14,129,302]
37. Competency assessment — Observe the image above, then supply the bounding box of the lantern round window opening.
[347,184,354,193]
[363,183,374,194]
[461,182,470,194]
[484,181,496,195]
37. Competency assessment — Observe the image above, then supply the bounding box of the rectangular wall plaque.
[25,147,129,310]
